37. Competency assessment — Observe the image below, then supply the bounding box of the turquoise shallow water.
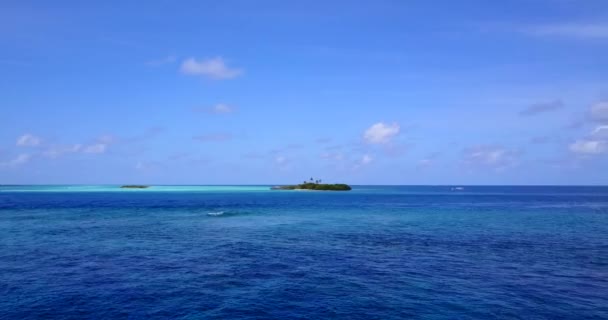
[1,185,607,319]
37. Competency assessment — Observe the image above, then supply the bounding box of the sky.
[1,0,608,185]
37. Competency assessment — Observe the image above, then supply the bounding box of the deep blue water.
[1,185,607,319]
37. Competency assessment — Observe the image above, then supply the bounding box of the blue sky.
[1,0,608,185]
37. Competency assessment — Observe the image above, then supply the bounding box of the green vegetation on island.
[271,178,352,191]
[120,185,149,189]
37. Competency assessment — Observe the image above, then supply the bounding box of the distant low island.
[120,185,149,189]
[271,178,352,191]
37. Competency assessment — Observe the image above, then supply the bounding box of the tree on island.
[271,179,351,191]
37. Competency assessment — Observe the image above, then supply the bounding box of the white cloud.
[180,57,242,80]
[568,124,608,155]
[463,145,520,170]
[83,143,107,154]
[363,122,400,144]
[519,100,563,116]
[16,134,41,147]
[527,24,608,39]
[42,135,113,158]
[569,139,607,155]
[590,101,608,122]
[0,153,31,167]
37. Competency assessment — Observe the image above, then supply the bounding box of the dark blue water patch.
[1,186,608,319]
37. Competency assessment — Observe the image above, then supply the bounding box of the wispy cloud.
[526,23,608,39]
[135,160,164,172]
[462,145,521,171]
[361,154,373,165]
[274,155,292,171]
[417,152,440,168]
[43,144,82,158]
[16,134,41,147]
[417,159,433,168]
[519,100,563,116]
[96,135,116,144]
[561,102,608,130]
[83,143,107,154]
[80,135,116,154]
[363,122,400,144]
[591,125,608,139]
[569,124,608,155]
[569,139,607,155]
[194,103,236,115]
[125,127,165,143]
[40,129,161,159]
[566,103,608,155]
[275,155,289,165]
[542,156,583,170]
[180,57,242,80]
[320,152,344,161]
[590,101,608,122]
[564,117,587,130]
[352,154,374,170]
[0,153,31,167]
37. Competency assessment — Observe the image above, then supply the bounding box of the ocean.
[1,185,607,319]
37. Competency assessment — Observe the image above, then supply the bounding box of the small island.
[271,178,352,191]
[120,185,149,189]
